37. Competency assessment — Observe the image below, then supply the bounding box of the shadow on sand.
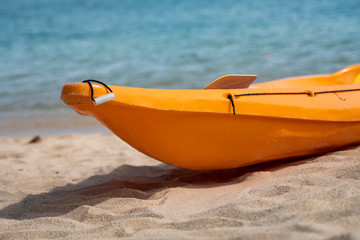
[0,157,313,220]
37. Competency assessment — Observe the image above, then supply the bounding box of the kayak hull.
[61,65,360,170]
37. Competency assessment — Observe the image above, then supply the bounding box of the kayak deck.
[61,65,360,170]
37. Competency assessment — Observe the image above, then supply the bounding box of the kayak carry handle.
[93,92,115,106]
[82,79,115,106]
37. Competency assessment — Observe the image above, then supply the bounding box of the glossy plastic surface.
[61,65,360,170]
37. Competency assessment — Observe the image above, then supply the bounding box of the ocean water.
[1,0,359,134]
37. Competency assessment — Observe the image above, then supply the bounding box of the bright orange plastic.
[61,65,360,170]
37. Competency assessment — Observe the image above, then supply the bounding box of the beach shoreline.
[1,133,360,239]
[0,110,108,137]
[2,0,360,237]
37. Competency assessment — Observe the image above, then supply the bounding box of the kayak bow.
[61,65,360,170]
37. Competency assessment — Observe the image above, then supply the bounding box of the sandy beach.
[0,133,359,239]
[2,0,359,238]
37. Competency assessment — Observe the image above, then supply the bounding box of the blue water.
[1,0,359,116]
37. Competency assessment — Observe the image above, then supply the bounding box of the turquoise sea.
[1,0,359,135]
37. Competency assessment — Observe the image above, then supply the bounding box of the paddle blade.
[205,75,257,89]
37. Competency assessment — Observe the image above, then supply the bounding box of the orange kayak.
[61,65,360,170]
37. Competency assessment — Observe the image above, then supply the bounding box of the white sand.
[0,134,360,239]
